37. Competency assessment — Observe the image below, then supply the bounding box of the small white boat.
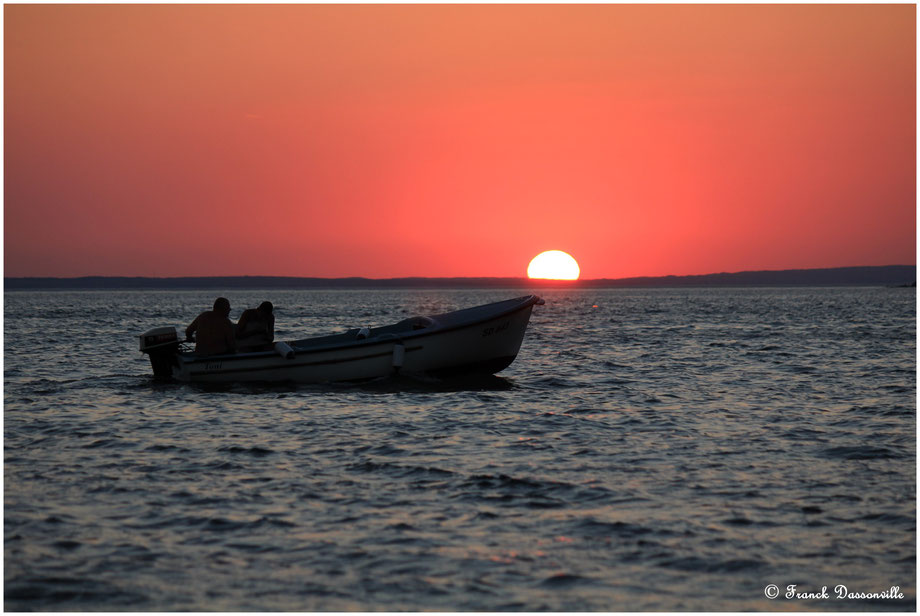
[139,295,544,383]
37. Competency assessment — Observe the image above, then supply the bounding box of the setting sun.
[527,250,580,280]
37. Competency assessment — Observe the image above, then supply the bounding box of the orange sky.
[4,4,915,279]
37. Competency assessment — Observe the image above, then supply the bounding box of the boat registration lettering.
[482,320,510,337]
[204,361,222,371]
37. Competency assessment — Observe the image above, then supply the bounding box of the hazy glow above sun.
[527,250,580,280]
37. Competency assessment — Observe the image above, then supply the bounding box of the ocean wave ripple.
[4,287,915,611]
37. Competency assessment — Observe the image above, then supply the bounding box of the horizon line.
[3,264,915,282]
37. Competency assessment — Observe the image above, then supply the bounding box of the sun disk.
[527,250,580,280]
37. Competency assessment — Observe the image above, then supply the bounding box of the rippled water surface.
[4,287,915,611]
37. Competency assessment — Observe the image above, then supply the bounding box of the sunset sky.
[4,4,915,279]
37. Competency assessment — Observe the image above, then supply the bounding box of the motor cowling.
[139,327,180,378]
[139,327,179,352]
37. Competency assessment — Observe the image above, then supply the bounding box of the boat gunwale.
[176,294,541,365]
[185,345,426,377]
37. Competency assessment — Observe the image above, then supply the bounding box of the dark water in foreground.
[4,287,915,611]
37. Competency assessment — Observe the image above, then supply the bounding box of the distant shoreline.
[4,265,915,290]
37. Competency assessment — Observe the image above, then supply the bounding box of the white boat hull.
[140,295,542,384]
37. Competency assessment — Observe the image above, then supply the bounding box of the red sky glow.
[4,4,915,279]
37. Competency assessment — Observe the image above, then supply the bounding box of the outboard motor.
[139,327,180,378]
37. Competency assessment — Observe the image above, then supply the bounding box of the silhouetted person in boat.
[236,301,275,352]
[185,297,236,356]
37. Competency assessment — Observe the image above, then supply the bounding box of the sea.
[3,286,916,611]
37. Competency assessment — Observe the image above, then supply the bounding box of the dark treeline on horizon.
[4,266,915,290]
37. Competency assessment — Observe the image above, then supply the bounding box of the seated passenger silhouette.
[186,297,236,356]
[236,301,275,352]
